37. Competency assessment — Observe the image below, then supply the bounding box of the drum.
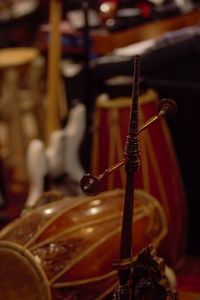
[91,89,187,265]
[0,189,166,300]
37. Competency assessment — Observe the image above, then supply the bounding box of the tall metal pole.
[113,55,140,300]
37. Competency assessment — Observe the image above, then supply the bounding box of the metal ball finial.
[159,98,177,118]
[80,174,101,196]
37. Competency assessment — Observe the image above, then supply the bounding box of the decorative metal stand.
[80,55,178,300]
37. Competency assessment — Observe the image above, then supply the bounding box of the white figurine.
[26,102,86,209]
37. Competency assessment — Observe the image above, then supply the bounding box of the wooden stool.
[0,47,44,180]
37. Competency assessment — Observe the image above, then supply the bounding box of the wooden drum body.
[0,189,166,300]
[91,89,187,265]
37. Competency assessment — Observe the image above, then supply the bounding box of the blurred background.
[0,0,200,296]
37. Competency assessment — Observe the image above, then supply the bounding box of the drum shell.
[0,189,167,299]
[91,89,187,265]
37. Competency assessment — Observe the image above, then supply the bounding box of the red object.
[136,1,152,18]
[91,89,187,266]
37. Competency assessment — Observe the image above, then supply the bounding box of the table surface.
[92,9,200,54]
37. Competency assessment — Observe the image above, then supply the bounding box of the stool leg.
[29,56,45,140]
[3,69,27,180]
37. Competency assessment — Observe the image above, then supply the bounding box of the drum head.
[0,241,51,300]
